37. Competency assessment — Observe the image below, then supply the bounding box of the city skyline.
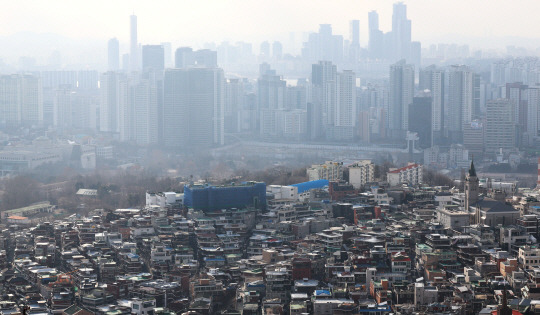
[0,1,540,57]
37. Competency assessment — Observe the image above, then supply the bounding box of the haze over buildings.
[2,2,540,315]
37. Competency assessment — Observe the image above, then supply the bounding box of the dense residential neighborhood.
[0,160,538,314]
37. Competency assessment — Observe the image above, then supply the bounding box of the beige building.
[307,161,343,181]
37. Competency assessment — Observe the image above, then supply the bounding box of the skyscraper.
[419,65,445,144]
[388,60,414,137]
[334,70,356,140]
[257,68,286,111]
[99,71,127,133]
[20,75,43,126]
[108,38,120,71]
[224,78,244,133]
[132,77,159,145]
[312,61,337,136]
[408,95,432,148]
[302,25,343,63]
[527,86,540,144]
[505,82,528,135]
[485,99,516,154]
[368,11,383,59]
[391,2,412,62]
[130,14,139,71]
[54,85,73,130]
[163,68,224,149]
[448,65,474,141]
[142,45,165,71]
[0,74,43,126]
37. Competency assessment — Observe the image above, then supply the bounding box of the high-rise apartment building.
[224,78,244,133]
[408,96,432,148]
[302,25,343,64]
[258,69,286,111]
[108,38,120,71]
[334,70,356,140]
[163,68,224,149]
[312,61,337,137]
[0,74,43,126]
[506,82,528,136]
[132,78,159,145]
[448,65,474,141]
[20,75,43,125]
[419,65,445,144]
[368,11,383,59]
[99,71,128,133]
[527,86,540,143]
[392,2,412,62]
[388,60,414,137]
[485,99,516,154]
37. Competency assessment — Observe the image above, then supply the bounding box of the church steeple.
[469,159,477,177]
[465,157,480,213]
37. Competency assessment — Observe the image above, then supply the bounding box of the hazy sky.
[1,0,540,55]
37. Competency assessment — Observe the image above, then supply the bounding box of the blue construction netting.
[184,182,266,212]
[291,179,329,194]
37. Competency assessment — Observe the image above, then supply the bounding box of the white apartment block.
[348,160,375,189]
[387,163,423,187]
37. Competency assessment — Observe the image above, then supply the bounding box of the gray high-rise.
[392,2,412,62]
[389,60,414,137]
[368,11,383,59]
[419,65,445,144]
[163,68,224,149]
[448,65,474,141]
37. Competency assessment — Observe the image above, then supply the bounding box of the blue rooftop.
[292,180,329,194]
[314,290,331,296]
